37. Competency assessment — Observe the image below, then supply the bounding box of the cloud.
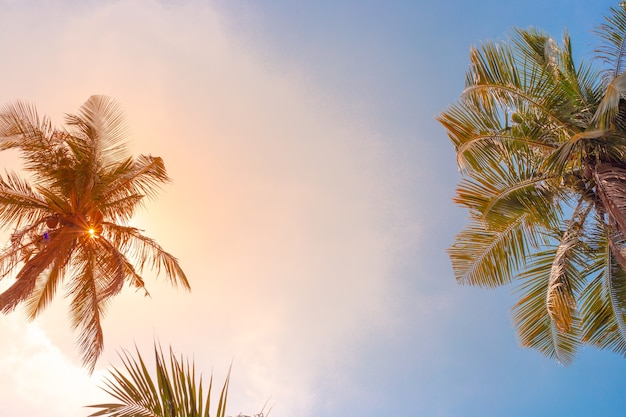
[0,313,107,417]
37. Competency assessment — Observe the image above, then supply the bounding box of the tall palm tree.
[438,5,626,364]
[86,343,266,417]
[0,96,188,371]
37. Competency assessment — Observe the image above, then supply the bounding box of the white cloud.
[0,313,107,417]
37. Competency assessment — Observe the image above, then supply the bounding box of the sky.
[0,1,625,416]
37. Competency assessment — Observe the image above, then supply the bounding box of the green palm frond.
[463,34,574,137]
[594,4,626,81]
[513,250,581,365]
[579,222,626,353]
[448,214,533,287]
[543,129,608,174]
[557,36,603,129]
[454,151,560,228]
[86,343,234,417]
[437,98,558,174]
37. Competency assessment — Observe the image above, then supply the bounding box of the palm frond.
[437,99,558,174]
[557,34,604,129]
[87,343,232,417]
[0,237,63,313]
[448,213,536,287]
[0,100,72,181]
[579,221,626,354]
[103,155,170,201]
[457,160,560,229]
[68,242,105,373]
[65,95,129,170]
[24,234,76,320]
[0,171,49,228]
[546,199,591,332]
[463,34,574,137]
[510,28,561,81]
[594,4,626,81]
[513,250,581,365]
[93,236,149,299]
[591,72,626,128]
[103,223,189,290]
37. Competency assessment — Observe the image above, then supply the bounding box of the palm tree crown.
[0,95,188,371]
[438,5,626,364]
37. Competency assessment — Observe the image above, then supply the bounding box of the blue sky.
[0,1,625,416]
[214,2,626,414]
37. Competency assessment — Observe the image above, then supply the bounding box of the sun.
[88,228,96,237]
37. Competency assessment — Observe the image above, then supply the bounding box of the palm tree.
[0,96,188,371]
[438,5,626,364]
[86,343,266,417]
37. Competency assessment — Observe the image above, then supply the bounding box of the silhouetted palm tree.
[0,96,188,371]
[439,5,626,363]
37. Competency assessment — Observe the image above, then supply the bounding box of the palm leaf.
[579,222,626,354]
[448,213,535,287]
[65,95,129,171]
[546,199,591,332]
[68,243,105,373]
[594,4,626,81]
[87,343,233,417]
[591,72,626,128]
[103,223,189,290]
[463,34,574,136]
[0,237,64,313]
[24,233,76,319]
[513,250,581,365]
[0,171,49,227]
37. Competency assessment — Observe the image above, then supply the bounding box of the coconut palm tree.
[86,343,266,417]
[0,96,188,371]
[438,4,626,364]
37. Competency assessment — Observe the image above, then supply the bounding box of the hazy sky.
[1,1,626,416]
